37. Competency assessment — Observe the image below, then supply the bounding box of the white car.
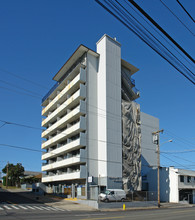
[99,189,126,202]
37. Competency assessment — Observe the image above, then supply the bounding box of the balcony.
[42,63,86,106]
[42,132,86,160]
[42,116,86,149]
[42,100,86,138]
[42,165,86,183]
[42,85,86,127]
[42,68,86,116]
[42,149,86,172]
[122,70,135,88]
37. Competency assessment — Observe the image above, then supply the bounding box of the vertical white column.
[96,35,122,187]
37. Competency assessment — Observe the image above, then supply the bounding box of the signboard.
[88,176,93,183]
[153,134,158,145]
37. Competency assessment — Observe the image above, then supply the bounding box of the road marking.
[33,206,44,210]
[81,216,125,220]
[0,207,4,210]
[52,207,66,211]
[17,205,28,210]
[46,207,60,211]
[76,214,106,217]
[25,205,36,210]
[10,205,19,210]
[3,205,12,210]
[39,206,52,210]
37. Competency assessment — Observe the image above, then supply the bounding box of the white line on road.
[25,205,36,210]
[75,214,106,216]
[17,205,28,210]
[10,205,19,210]
[33,206,44,210]
[39,206,52,211]
[45,207,59,211]
[3,205,12,210]
[0,207,4,210]
[52,207,66,211]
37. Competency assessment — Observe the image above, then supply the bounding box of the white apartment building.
[41,34,141,198]
[147,167,195,204]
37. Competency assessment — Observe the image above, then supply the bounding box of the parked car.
[99,189,126,202]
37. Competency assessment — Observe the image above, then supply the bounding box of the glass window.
[187,176,191,183]
[180,175,184,182]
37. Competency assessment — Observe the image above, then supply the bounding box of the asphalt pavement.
[1,188,195,220]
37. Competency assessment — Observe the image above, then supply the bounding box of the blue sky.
[0,0,194,174]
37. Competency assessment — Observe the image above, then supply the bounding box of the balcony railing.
[122,70,135,87]
[42,82,59,103]
[42,55,86,104]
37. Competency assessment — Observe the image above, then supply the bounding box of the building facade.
[140,112,159,190]
[41,34,141,198]
[147,167,195,204]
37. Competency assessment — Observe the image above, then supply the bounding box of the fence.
[44,184,157,203]
[97,191,157,203]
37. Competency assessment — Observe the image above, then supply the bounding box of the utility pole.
[6,162,9,189]
[152,129,163,208]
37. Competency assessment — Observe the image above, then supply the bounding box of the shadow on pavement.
[0,189,65,204]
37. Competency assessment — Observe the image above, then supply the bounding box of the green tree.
[2,163,24,187]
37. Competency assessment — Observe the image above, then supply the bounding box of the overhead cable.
[159,0,195,36]
[128,0,195,63]
[176,0,195,23]
[0,68,49,90]
[95,0,195,84]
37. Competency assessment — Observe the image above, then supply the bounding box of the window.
[187,176,191,183]
[180,175,184,182]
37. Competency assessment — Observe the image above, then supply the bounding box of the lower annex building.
[41,34,158,199]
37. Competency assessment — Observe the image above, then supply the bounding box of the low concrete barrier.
[76,200,157,210]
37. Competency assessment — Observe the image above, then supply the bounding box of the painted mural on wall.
[122,99,142,191]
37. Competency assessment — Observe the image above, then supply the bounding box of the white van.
[99,189,126,202]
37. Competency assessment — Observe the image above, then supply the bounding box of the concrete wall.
[96,34,122,188]
[169,167,179,202]
[147,168,170,202]
[141,112,159,177]
[86,52,98,182]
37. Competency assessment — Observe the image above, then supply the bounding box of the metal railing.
[42,82,59,103]
[42,54,86,103]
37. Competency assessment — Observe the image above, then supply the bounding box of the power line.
[0,79,43,97]
[0,119,42,131]
[159,0,195,36]
[162,152,195,164]
[0,123,7,129]
[1,117,194,155]
[128,0,194,63]
[0,124,193,169]
[124,0,195,69]
[0,143,150,167]
[114,0,195,79]
[114,0,195,80]
[176,0,195,23]
[164,130,195,147]
[161,149,195,154]
[160,153,190,169]
[0,86,41,99]
[95,0,195,84]
[0,143,42,153]
[0,68,49,90]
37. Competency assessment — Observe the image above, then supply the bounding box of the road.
[0,188,195,220]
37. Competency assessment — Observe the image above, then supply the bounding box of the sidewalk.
[6,188,97,211]
[6,188,195,211]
